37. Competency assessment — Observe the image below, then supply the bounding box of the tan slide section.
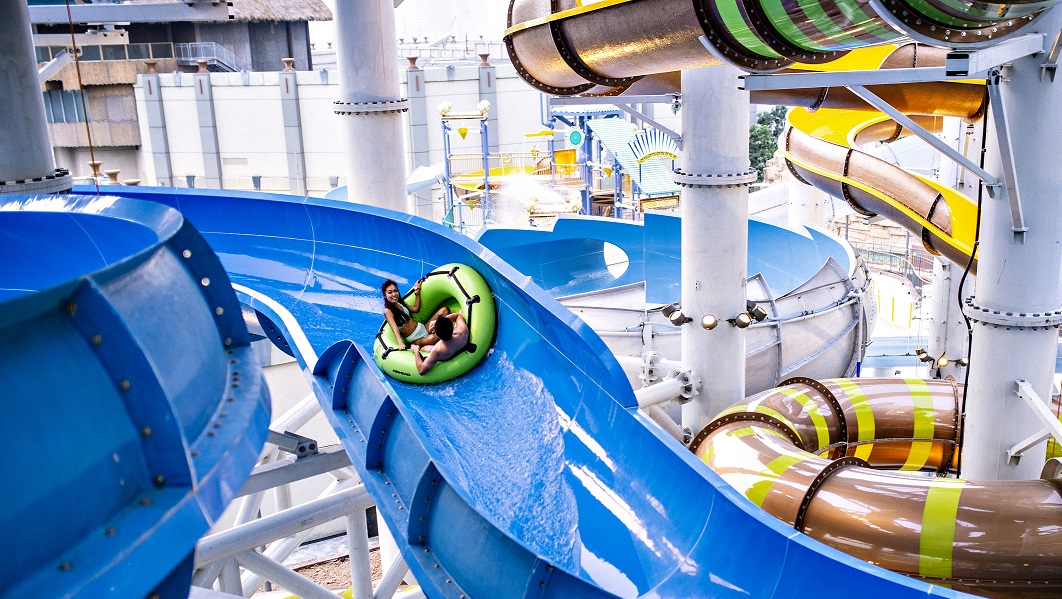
[781,45,986,269]
[691,378,1062,598]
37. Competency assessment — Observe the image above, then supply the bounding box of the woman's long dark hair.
[381,279,405,323]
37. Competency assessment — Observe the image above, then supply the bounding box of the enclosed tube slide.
[691,377,1062,596]
[71,185,970,598]
[0,195,269,598]
[504,0,1053,94]
[781,44,986,268]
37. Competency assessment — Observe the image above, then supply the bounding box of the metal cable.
[65,0,99,196]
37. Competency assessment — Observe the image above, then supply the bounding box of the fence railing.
[853,241,934,294]
[175,41,247,72]
[36,42,174,64]
[398,40,507,63]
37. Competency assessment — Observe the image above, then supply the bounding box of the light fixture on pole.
[746,301,768,322]
[701,314,718,330]
[661,302,691,326]
[728,312,753,328]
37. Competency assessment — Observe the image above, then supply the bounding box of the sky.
[308,0,509,49]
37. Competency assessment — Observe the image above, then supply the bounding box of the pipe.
[234,550,337,599]
[373,552,411,599]
[635,376,688,408]
[642,404,686,441]
[194,483,372,567]
[691,377,1062,594]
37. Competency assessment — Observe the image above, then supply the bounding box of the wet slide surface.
[77,186,967,598]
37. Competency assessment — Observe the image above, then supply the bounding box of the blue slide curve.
[0,194,270,598]
[30,186,965,598]
[476,212,854,303]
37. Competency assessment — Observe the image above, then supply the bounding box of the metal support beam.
[741,36,1043,90]
[642,405,687,443]
[985,70,1028,235]
[236,444,351,498]
[550,94,680,106]
[194,484,372,567]
[346,510,375,599]
[29,2,232,25]
[634,370,699,408]
[1014,380,1062,455]
[1007,428,1051,461]
[234,550,338,599]
[374,553,411,599]
[944,34,1045,77]
[1042,27,1062,81]
[846,84,999,187]
[613,104,683,148]
[267,429,320,458]
[741,67,949,90]
[37,50,73,84]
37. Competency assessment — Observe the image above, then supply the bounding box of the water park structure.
[6,0,1062,598]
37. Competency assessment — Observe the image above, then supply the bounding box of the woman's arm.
[409,280,422,313]
[383,310,407,350]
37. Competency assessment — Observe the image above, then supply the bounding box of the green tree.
[749,105,788,183]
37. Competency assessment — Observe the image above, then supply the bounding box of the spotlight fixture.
[915,347,933,363]
[661,302,691,326]
[936,356,950,368]
[729,312,753,328]
[746,301,768,323]
[957,357,969,367]
[701,314,718,330]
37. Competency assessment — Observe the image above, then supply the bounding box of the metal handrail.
[852,241,933,294]
[175,41,247,72]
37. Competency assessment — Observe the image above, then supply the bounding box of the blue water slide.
[70,185,961,598]
[0,194,270,598]
[476,212,853,302]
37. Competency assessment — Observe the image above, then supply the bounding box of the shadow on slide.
[74,185,964,598]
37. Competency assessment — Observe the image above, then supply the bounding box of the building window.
[43,89,89,123]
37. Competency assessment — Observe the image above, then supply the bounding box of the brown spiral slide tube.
[691,377,1062,597]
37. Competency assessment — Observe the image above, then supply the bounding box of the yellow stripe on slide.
[746,453,805,507]
[835,379,875,461]
[902,379,936,471]
[919,478,965,580]
[503,0,634,35]
[778,387,830,450]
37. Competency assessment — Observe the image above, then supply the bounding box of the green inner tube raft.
[373,263,497,384]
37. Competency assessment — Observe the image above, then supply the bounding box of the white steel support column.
[962,8,1062,480]
[334,0,409,212]
[0,2,71,193]
[925,258,971,379]
[678,66,755,432]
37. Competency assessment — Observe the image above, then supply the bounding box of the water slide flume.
[79,185,964,598]
[0,194,270,598]
[692,378,1062,596]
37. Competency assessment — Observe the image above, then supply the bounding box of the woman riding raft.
[373,265,496,384]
